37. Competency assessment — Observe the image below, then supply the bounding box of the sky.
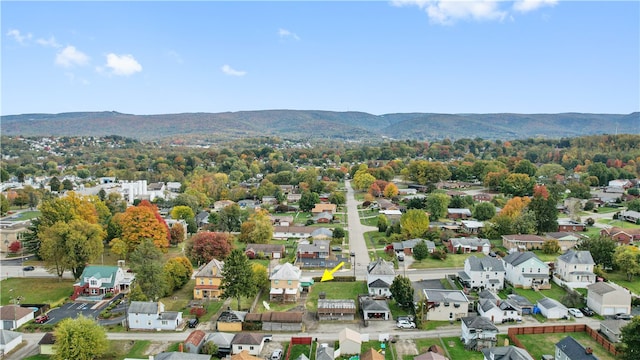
[2,1,639,116]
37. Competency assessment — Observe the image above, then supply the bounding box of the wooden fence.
[285,337,313,360]
[507,324,618,356]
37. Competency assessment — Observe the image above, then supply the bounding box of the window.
[274,280,279,285]
[162,320,168,326]
[209,279,213,285]
[522,268,525,272]
[486,274,489,279]
[288,280,292,285]
[250,346,254,350]
[90,279,98,286]
[538,268,541,273]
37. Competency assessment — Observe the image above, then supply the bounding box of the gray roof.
[503,252,543,267]
[393,238,435,251]
[587,282,617,295]
[538,297,566,310]
[423,289,469,303]
[155,353,212,360]
[128,301,159,314]
[506,295,533,307]
[368,278,390,288]
[451,237,490,247]
[600,319,629,334]
[270,263,301,281]
[311,227,334,238]
[481,346,534,360]
[207,332,236,347]
[478,289,499,300]
[194,258,224,278]
[360,299,390,312]
[159,311,180,320]
[231,332,265,345]
[555,336,599,360]
[316,345,335,360]
[367,258,396,276]
[557,250,594,265]
[461,316,499,331]
[0,330,22,345]
[467,255,505,272]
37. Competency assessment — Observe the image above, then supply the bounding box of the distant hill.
[2,110,638,142]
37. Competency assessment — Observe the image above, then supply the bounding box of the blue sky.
[2,1,639,116]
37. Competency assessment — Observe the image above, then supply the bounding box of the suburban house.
[460,316,499,351]
[213,200,236,211]
[311,203,337,215]
[155,352,212,360]
[269,263,302,303]
[501,234,547,251]
[608,179,633,190]
[206,332,236,356]
[477,298,521,324]
[458,255,506,291]
[460,220,484,234]
[195,210,210,228]
[599,319,629,343]
[620,210,640,224]
[554,250,595,287]
[506,294,534,315]
[316,343,335,360]
[398,188,418,195]
[481,346,533,360]
[269,215,294,226]
[473,193,494,203]
[310,227,334,240]
[127,301,182,331]
[557,220,586,233]
[366,258,396,298]
[0,329,22,356]
[447,237,490,254]
[503,252,551,289]
[273,226,315,239]
[555,336,599,360]
[317,299,356,321]
[376,199,399,211]
[297,240,330,261]
[359,296,391,320]
[422,289,470,321]
[71,265,133,300]
[0,305,34,330]
[193,258,224,300]
[599,226,640,245]
[338,328,362,355]
[245,243,286,259]
[537,298,568,319]
[184,330,207,354]
[230,332,268,355]
[586,281,631,316]
[313,211,333,223]
[545,232,583,251]
[447,208,472,220]
[0,220,30,253]
[392,238,435,255]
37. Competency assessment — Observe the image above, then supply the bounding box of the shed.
[318,299,356,321]
[537,298,568,319]
[184,330,207,354]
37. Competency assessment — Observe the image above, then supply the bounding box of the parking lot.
[43,295,121,325]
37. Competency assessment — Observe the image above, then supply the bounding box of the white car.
[568,308,584,318]
[396,319,416,329]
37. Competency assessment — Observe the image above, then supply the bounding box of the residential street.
[344,180,378,280]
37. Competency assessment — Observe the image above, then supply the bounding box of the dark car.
[580,307,595,317]
[187,318,199,328]
[23,265,35,271]
[614,313,632,320]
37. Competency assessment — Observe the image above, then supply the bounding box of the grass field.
[509,282,574,306]
[598,218,640,228]
[440,337,484,360]
[305,281,368,311]
[516,332,616,360]
[531,250,560,262]
[603,271,640,294]
[409,252,486,269]
[361,340,393,360]
[159,279,225,319]
[0,278,74,306]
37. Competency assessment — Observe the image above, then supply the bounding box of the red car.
[35,314,49,324]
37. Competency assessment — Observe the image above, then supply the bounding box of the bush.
[583,201,595,211]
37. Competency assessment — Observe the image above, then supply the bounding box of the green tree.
[389,275,414,310]
[62,179,74,191]
[329,191,346,207]
[0,194,8,216]
[618,317,640,360]
[170,205,195,222]
[130,239,169,300]
[614,245,640,281]
[298,191,320,212]
[352,169,376,192]
[128,283,148,302]
[513,159,537,177]
[473,202,496,221]
[529,185,558,234]
[403,160,451,186]
[201,341,219,356]
[377,215,389,232]
[49,176,61,192]
[413,240,429,261]
[425,193,450,221]
[53,315,108,360]
[252,263,270,294]
[627,199,640,212]
[333,227,345,240]
[502,173,535,197]
[217,204,242,232]
[221,249,256,310]
[541,239,560,254]
[576,236,616,269]
[400,209,430,239]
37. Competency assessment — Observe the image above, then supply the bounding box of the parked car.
[568,308,584,318]
[614,313,632,320]
[396,319,416,329]
[35,314,49,324]
[271,349,283,360]
[331,246,342,252]
[23,265,35,271]
[187,318,199,328]
[397,254,405,261]
[580,307,595,317]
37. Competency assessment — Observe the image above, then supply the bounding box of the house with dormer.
[269,263,302,303]
[194,258,224,300]
[72,265,133,300]
[554,250,595,287]
[460,316,499,351]
[366,258,396,298]
[127,301,182,331]
[458,256,505,291]
[503,252,550,289]
[477,298,521,324]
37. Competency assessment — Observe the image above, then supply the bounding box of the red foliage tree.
[190,231,233,264]
[533,184,549,200]
[8,241,22,253]
[190,307,206,318]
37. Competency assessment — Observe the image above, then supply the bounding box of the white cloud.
[105,53,142,76]
[221,64,247,77]
[392,0,556,24]
[513,0,557,13]
[55,46,90,67]
[279,28,300,41]
[6,29,32,44]
[36,36,61,48]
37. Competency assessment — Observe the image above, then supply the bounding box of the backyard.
[0,278,73,306]
[410,252,487,269]
[516,332,616,360]
[305,281,368,312]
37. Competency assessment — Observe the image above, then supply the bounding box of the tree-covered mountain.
[2,110,638,142]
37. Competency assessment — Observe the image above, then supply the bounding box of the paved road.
[0,265,74,280]
[344,180,378,280]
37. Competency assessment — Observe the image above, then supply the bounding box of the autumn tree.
[402,160,451,186]
[169,223,186,245]
[400,209,430,239]
[368,182,382,197]
[383,183,399,198]
[164,256,193,292]
[8,241,22,254]
[221,249,256,310]
[614,245,640,281]
[529,185,559,234]
[54,316,108,360]
[110,202,169,258]
[189,231,233,265]
[130,239,168,300]
[252,263,270,294]
[502,173,535,197]
[238,209,273,244]
[542,239,561,254]
[352,168,376,192]
[171,205,195,222]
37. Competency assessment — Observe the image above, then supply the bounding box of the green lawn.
[440,337,483,360]
[160,279,224,319]
[305,281,367,311]
[516,332,616,360]
[531,250,560,262]
[286,344,311,360]
[597,218,640,228]
[255,290,303,312]
[362,340,393,360]
[1,278,74,306]
[410,252,485,269]
[23,356,50,360]
[510,282,574,305]
[603,270,640,295]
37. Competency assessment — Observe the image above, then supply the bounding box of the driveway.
[344,180,378,280]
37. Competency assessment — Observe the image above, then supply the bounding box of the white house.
[460,316,499,351]
[338,328,361,355]
[554,250,595,288]
[0,330,22,355]
[537,298,568,319]
[458,256,505,291]
[599,319,629,343]
[127,301,182,331]
[481,346,533,360]
[448,237,490,254]
[422,289,470,321]
[0,306,34,330]
[366,259,395,297]
[477,298,521,324]
[503,252,550,289]
[230,332,268,356]
[586,282,631,316]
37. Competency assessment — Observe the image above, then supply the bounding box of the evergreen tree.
[221,249,256,310]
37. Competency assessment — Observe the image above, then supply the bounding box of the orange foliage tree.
[111,203,169,257]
